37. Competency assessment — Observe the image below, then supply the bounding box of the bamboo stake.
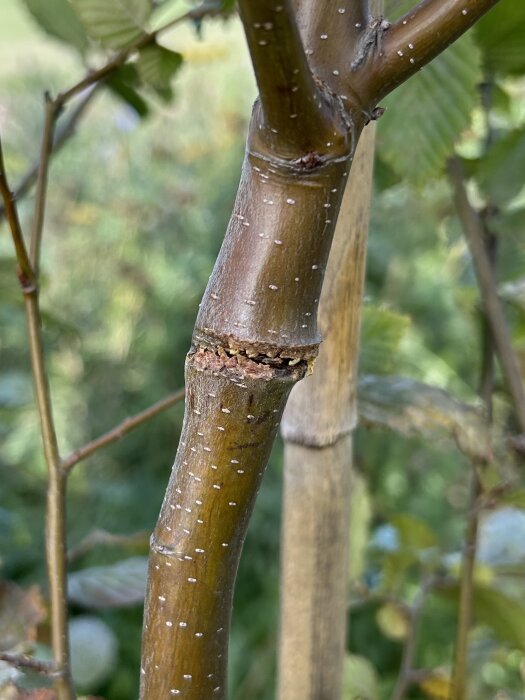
[278,124,376,700]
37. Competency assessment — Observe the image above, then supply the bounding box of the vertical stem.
[448,157,525,434]
[1,139,74,700]
[278,124,376,700]
[451,114,497,696]
[24,291,74,700]
[31,94,58,273]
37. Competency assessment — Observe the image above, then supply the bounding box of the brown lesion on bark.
[191,345,308,377]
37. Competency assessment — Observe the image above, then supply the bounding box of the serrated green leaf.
[23,0,89,53]
[68,556,147,608]
[378,34,481,185]
[475,0,525,75]
[360,306,411,374]
[70,0,152,49]
[342,654,380,700]
[137,44,183,99]
[477,128,525,206]
[358,375,489,460]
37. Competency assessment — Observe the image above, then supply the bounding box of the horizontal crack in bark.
[190,345,308,380]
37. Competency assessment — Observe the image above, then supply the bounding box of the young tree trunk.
[277,123,376,700]
[139,2,500,698]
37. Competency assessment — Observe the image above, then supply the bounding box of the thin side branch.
[62,388,185,473]
[389,583,431,700]
[30,93,59,273]
[0,140,36,290]
[448,157,525,435]
[237,0,345,156]
[68,528,149,563]
[0,652,60,677]
[351,0,501,103]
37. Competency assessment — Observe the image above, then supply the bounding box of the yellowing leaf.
[376,602,409,641]
[419,670,453,700]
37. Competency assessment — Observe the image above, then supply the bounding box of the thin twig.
[67,528,149,563]
[452,90,497,697]
[62,388,185,473]
[0,652,60,677]
[448,157,525,436]
[56,1,222,108]
[30,93,59,274]
[389,582,432,700]
[0,140,36,290]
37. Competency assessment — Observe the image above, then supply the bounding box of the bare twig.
[62,388,185,473]
[448,156,525,435]
[452,90,497,697]
[0,652,60,677]
[67,528,149,563]
[30,93,60,274]
[0,140,36,290]
[389,582,432,700]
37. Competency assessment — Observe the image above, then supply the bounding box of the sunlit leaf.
[23,0,89,53]
[70,0,152,49]
[342,654,380,700]
[68,556,147,608]
[376,602,409,641]
[137,44,183,99]
[378,34,481,184]
[419,669,453,700]
[391,513,438,550]
[359,306,411,375]
[358,375,489,460]
[475,1,525,75]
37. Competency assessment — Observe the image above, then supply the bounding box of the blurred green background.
[1,1,525,698]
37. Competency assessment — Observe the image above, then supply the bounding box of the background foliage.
[1,0,524,698]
